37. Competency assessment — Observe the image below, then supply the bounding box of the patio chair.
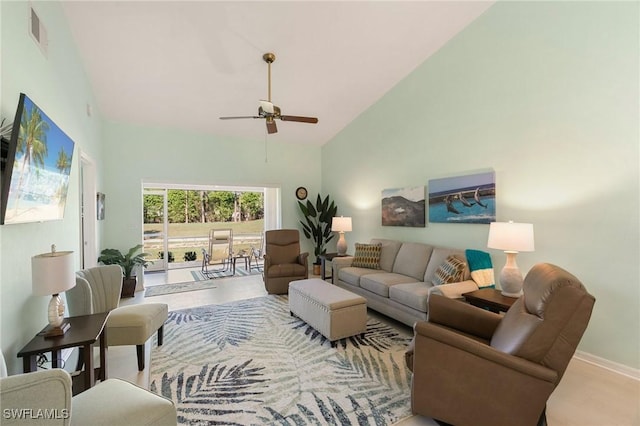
[202,228,233,278]
[249,231,265,272]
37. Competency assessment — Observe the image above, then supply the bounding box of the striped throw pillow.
[351,243,382,269]
[431,255,467,286]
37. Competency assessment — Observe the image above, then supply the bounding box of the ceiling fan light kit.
[219,52,318,134]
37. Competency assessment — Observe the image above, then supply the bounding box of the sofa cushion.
[389,282,430,313]
[370,239,402,272]
[392,242,433,281]
[338,267,379,287]
[360,273,420,297]
[424,247,471,283]
[351,243,382,269]
[431,255,467,286]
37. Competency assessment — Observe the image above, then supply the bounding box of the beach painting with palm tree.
[2,94,75,224]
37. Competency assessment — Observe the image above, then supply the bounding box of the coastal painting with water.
[428,172,495,224]
[381,186,426,227]
[2,94,75,225]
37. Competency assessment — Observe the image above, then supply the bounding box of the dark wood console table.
[17,312,109,394]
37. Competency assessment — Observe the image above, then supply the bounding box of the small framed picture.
[97,192,105,220]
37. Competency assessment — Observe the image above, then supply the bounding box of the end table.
[318,253,350,283]
[462,288,518,313]
[17,312,109,395]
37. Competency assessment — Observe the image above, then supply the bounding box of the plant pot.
[121,277,137,298]
[312,264,321,276]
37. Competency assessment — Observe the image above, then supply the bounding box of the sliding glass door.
[143,189,168,272]
[142,183,279,274]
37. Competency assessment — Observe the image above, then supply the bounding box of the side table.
[462,288,518,313]
[17,312,109,395]
[318,253,351,283]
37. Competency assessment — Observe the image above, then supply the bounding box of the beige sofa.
[332,238,481,326]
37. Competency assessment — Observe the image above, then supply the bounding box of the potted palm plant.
[298,194,338,275]
[98,244,151,297]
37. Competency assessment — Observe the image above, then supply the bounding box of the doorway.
[142,183,280,279]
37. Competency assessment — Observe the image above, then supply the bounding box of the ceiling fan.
[219,52,318,134]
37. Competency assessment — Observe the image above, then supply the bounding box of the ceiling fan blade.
[280,115,318,124]
[219,116,261,120]
[266,119,277,134]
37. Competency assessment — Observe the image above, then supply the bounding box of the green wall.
[322,1,639,369]
[0,0,104,373]
[101,121,322,260]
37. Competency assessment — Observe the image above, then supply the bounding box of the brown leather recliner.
[405,263,595,426]
[263,229,309,294]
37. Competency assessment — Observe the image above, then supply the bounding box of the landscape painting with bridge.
[428,172,495,224]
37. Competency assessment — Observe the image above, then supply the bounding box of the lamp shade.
[487,221,535,252]
[32,249,75,296]
[331,216,352,233]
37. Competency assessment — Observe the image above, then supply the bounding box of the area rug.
[149,295,413,425]
[145,280,218,297]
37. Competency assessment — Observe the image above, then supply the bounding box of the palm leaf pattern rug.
[150,295,414,425]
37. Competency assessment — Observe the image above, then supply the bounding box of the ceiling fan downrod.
[263,52,275,103]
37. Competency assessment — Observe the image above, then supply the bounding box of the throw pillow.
[465,249,496,288]
[431,255,467,286]
[351,243,382,269]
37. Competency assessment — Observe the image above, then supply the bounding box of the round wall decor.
[296,187,308,200]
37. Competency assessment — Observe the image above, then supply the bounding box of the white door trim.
[80,151,97,268]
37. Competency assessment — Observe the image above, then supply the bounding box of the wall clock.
[296,187,308,200]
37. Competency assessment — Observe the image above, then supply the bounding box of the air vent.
[29,5,48,57]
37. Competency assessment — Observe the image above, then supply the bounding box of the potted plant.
[298,194,338,275]
[98,244,151,297]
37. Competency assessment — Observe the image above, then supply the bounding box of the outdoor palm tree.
[15,106,49,209]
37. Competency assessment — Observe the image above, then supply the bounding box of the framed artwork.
[97,192,105,220]
[428,172,495,224]
[381,186,426,227]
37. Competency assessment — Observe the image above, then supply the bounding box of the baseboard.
[574,350,640,380]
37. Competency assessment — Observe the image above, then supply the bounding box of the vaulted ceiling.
[62,1,494,146]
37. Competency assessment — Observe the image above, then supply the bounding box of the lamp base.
[498,252,524,298]
[40,321,71,338]
[336,232,347,256]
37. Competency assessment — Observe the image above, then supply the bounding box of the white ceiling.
[61,1,494,146]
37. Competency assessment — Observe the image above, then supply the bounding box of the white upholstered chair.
[1,349,176,426]
[66,265,168,371]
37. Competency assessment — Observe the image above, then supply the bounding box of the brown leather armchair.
[263,229,309,294]
[406,263,595,426]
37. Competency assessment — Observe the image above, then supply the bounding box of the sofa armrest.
[331,255,353,280]
[0,369,72,425]
[297,252,309,267]
[427,294,502,340]
[428,279,478,299]
[414,321,557,383]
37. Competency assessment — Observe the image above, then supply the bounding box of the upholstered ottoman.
[289,278,367,344]
[107,303,168,371]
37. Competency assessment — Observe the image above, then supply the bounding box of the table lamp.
[331,216,352,256]
[487,221,535,297]
[32,245,75,338]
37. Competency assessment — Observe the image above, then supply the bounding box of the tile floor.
[103,268,639,426]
